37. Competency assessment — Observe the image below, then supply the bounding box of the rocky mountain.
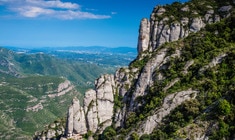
[35,0,235,139]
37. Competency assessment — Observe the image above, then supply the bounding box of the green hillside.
[0,47,116,139]
[0,47,115,92]
[124,15,235,140]
[0,74,79,139]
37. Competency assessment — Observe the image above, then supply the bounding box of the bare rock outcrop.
[84,89,98,133]
[137,18,150,53]
[138,89,198,135]
[199,53,227,72]
[47,80,74,98]
[190,17,205,32]
[130,48,168,109]
[66,98,87,137]
[137,3,235,53]
[96,75,115,132]
[63,74,115,139]
[26,102,43,112]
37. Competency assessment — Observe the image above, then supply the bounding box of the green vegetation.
[103,10,235,140]
[0,74,81,139]
[140,14,234,140]
[129,51,151,70]
[13,52,114,91]
[101,126,117,140]
[0,46,121,139]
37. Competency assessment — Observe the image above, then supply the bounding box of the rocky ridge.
[63,1,234,139]
[137,1,233,53]
[35,0,235,139]
[64,74,115,138]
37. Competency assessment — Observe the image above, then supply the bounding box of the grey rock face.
[114,107,125,128]
[182,60,194,75]
[219,5,232,12]
[66,98,87,137]
[219,5,233,18]
[64,74,115,137]
[46,129,56,139]
[113,68,138,128]
[137,18,150,53]
[180,17,189,38]
[214,15,221,22]
[156,7,166,16]
[73,107,87,134]
[190,17,205,32]
[199,54,227,72]
[84,89,98,132]
[86,99,98,133]
[148,13,208,51]
[181,5,189,12]
[130,48,168,109]
[170,22,181,41]
[114,68,133,97]
[66,105,74,137]
[204,9,214,23]
[84,89,96,113]
[137,4,235,54]
[138,89,198,135]
[96,75,115,132]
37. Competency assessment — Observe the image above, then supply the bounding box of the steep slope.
[35,0,235,140]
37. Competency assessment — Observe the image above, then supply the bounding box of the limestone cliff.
[64,74,115,139]
[137,2,232,53]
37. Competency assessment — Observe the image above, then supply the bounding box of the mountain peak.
[137,0,234,54]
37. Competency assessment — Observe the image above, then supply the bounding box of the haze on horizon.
[0,0,188,48]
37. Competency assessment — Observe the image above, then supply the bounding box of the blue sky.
[0,0,188,48]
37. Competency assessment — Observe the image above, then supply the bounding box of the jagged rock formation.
[36,0,235,140]
[66,98,87,136]
[137,18,150,53]
[62,74,116,139]
[137,1,234,53]
[34,119,66,140]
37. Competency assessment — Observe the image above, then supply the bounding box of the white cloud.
[111,12,117,15]
[14,6,54,17]
[25,0,79,9]
[0,0,111,19]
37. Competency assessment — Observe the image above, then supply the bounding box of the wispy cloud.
[0,0,111,19]
[111,12,117,15]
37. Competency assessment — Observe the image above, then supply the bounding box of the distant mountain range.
[5,46,137,67]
